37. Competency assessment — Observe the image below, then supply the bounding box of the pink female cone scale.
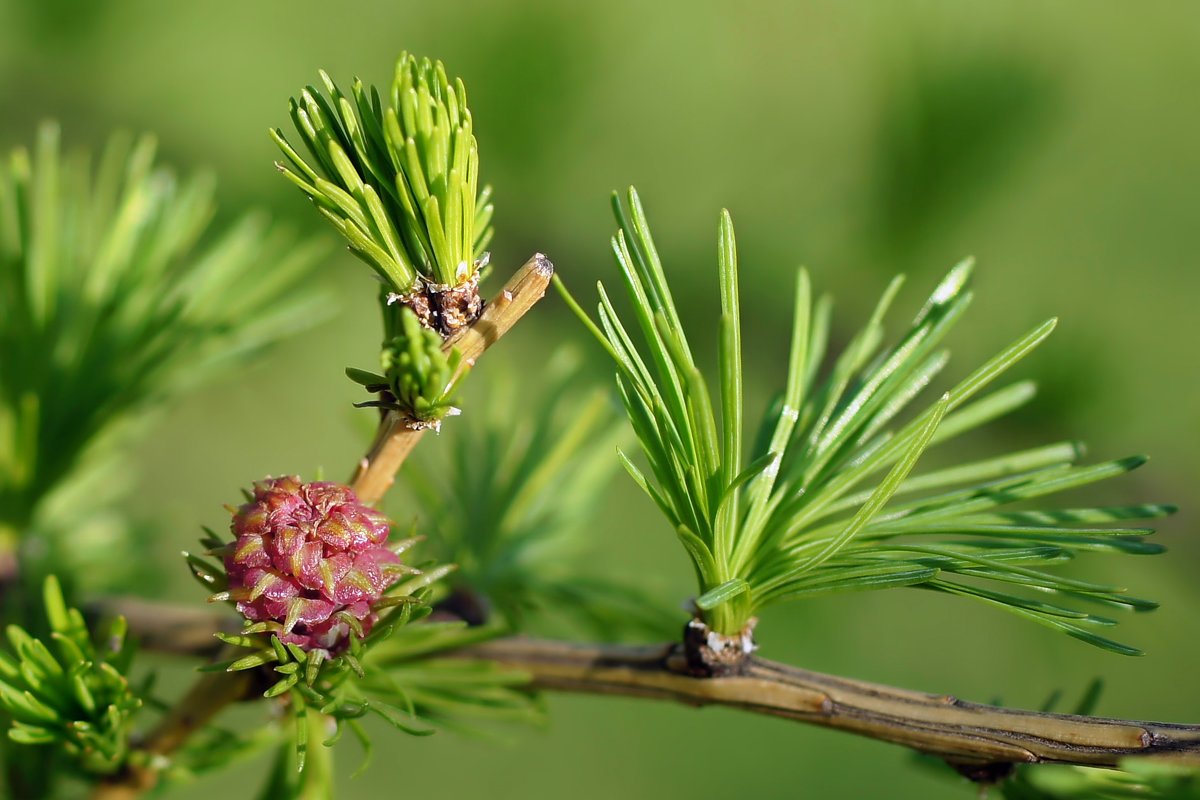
[221,476,415,654]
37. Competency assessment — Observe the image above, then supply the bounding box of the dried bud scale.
[387,268,485,336]
[682,617,758,677]
[427,270,484,336]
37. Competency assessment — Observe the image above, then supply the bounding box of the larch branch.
[95,596,1200,775]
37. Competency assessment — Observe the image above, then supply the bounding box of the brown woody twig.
[458,638,1200,770]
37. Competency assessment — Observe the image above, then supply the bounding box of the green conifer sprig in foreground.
[0,577,140,776]
[272,52,493,333]
[559,187,1172,652]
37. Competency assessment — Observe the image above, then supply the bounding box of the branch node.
[682,616,757,677]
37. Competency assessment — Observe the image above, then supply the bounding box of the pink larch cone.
[224,476,408,654]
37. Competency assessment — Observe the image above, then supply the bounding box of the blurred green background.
[3,0,1198,797]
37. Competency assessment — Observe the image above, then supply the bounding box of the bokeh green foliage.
[1002,760,1200,800]
[0,120,330,798]
[0,122,326,593]
[404,349,676,640]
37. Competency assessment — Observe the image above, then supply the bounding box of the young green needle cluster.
[561,187,1171,652]
[0,577,140,776]
[272,52,493,334]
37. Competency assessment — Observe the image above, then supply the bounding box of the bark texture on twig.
[96,594,1200,775]
[85,597,237,659]
[458,638,1200,769]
